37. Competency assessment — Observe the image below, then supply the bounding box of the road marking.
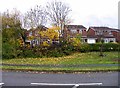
[31,82,102,88]
[0,83,4,86]
[72,84,79,88]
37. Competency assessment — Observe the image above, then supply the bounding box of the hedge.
[2,42,120,59]
[80,43,120,52]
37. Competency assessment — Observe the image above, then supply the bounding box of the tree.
[24,5,47,29]
[39,26,60,46]
[46,0,72,37]
[2,9,27,58]
[97,31,104,57]
[2,9,21,29]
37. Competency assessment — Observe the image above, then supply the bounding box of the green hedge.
[2,42,120,59]
[80,43,120,52]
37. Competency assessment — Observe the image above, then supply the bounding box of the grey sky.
[0,0,119,28]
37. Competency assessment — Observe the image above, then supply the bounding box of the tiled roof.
[87,35,115,38]
[65,25,86,29]
[27,25,48,32]
[89,26,120,32]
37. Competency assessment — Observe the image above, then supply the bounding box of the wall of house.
[64,26,87,39]
[111,31,120,42]
[82,29,87,37]
[87,28,95,36]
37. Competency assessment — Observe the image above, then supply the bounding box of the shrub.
[80,43,90,52]
[89,43,119,52]
[89,43,100,51]
[47,49,64,57]
[2,43,17,59]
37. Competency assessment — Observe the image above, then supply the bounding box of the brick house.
[25,25,48,46]
[64,25,87,42]
[25,25,120,46]
[86,27,120,44]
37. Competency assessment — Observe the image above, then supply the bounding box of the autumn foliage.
[39,26,60,46]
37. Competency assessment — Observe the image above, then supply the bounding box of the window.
[71,29,77,33]
[109,32,112,35]
[105,40,108,43]
[77,30,79,33]
[29,31,32,36]
[110,40,113,42]
[85,39,87,42]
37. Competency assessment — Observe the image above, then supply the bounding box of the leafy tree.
[70,38,81,47]
[2,9,27,58]
[39,26,60,46]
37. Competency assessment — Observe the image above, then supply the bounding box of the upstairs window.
[71,29,77,33]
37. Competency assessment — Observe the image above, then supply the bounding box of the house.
[25,25,48,46]
[86,27,120,44]
[64,25,87,42]
[25,25,120,46]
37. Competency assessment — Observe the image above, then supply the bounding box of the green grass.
[2,52,119,72]
[2,52,119,65]
[1,66,119,72]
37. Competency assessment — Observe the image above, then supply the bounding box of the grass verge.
[2,52,120,72]
[1,65,119,73]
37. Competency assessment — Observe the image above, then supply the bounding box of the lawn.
[2,52,120,72]
[2,52,119,65]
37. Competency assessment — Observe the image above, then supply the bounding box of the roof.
[87,35,115,38]
[89,26,120,32]
[87,35,98,38]
[27,25,48,32]
[65,25,86,29]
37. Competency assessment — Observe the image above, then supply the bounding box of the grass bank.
[2,52,120,72]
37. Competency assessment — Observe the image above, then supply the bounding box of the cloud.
[0,0,119,28]
[81,15,118,28]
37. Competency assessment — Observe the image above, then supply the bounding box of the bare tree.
[24,5,47,29]
[46,0,72,36]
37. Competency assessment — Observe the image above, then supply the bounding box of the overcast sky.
[0,0,119,28]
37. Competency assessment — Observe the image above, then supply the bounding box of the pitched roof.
[86,35,115,38]
[27,25,48,32]
[89,26,120,32]
[65,25,86,29]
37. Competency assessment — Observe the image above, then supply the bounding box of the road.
[1,71,119,88]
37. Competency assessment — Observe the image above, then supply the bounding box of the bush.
[103,43,119,51]
[3,39,120,59]
[89,43,100,51]
[89,43,120,52]
[79,43,89,52]
[47,49,64,57]
[2,43,16,59]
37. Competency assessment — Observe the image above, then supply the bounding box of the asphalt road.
[1,71,119,88]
